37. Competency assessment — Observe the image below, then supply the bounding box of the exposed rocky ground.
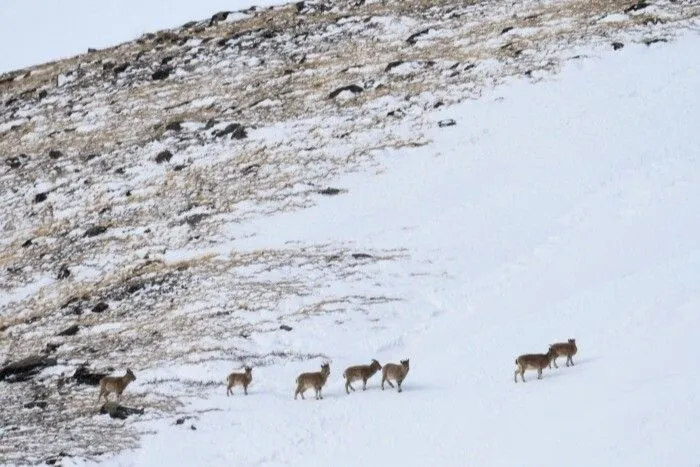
[1,0,698,464]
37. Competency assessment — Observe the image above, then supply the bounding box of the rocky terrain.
[1,0,698,464]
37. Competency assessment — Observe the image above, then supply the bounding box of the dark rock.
[73,366,108,386]
[151,67,172,80]
[406,28,432,45]
[100,401,145,420]
[433,101,444,108]
[83,153,100,162]
[624,0,649,13]
[92,302,109,313]
[165,121,182,132]
[501,26,514,34]
[385,60,404,72]
[155,149,173,164]
[185,214,208,228]
[48,150,63,159]
[643,37,667,46]
[294,1,305,13]
[173,164,187,171]
[204,119,219,130]
[181,20,199,29]
[280,324,293,331]
[351,253,373,259]
[209,11,231,26]
[318,187,342,196]
[57,264,71,280]
[214,123,247,139]
[58,324,79,336]
[612,42,624,50]
[191,425,197,431]
[176,417,186,425]
[34,192,48,203]
[38,89,48,99]
[438,119,456,128]
[241,164,260,176]
[0,356,57,382]
[45,342,61,354]
[328,84,363,99]
[24,401,48,410]
[115,167,125,174]
[84,225,108,237]
[161,55,175,65]
[126,282,145,295]
[6,156,21,169]
[113,63,129,74]
[21,239,33,248]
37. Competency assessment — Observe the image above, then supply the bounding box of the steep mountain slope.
[1,0,699,464]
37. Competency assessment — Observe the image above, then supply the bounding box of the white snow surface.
[58,34,700,466]
[0,0,285,73]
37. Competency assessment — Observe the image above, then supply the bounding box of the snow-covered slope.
[1,0,699,465]
[92,33,700,467]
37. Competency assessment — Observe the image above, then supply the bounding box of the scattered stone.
[612,42,624,50]
[155,149,173,164]
[24,401,48,410]
[280,324,293,331]
[165,121,182,132]
[48,150,62,159]
[92,302,109,313]
[21,239,33,248]
[438,119,456,128]
[406,28,432,45]
[625,0,649,13]
[185,214,208,228]
[241,163,260,176]
[643,37,668,46]
[209,11,231,26]
[115,167,125,175]
[6,156,21,169]
[214,123,247,139]
[44,342,61,354]
[84,225,108,237]
[351,253,373,259]
[151,67,172,80]
[38,89,48,99]
[385,60,405,72]
[73,365,108,386]
[176,417,186,425]
[328,84,363,99]
[57,264,71,280]
[0,356,57,382]
[318,187,342,196]
[34,192,48,203]
[113,63,128,74]
[57,324,79,336]
[501,26,514,34]
[99,401,144,420]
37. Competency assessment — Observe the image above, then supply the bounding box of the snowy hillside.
[1,0,699,465]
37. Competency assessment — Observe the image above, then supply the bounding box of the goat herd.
[95,339,577,404]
